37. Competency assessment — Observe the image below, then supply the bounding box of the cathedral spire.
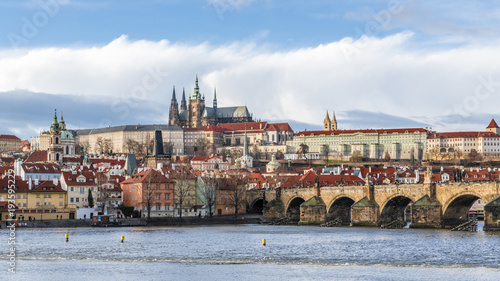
[193,74,201,100]
[213,87,217,109]
[181,87,187,110]
[172,86,177,101]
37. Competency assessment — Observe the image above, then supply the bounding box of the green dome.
[61,130,74,140]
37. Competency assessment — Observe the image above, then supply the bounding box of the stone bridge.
[246,181,500,231]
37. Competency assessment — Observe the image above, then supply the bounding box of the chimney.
[35,178,39,186]
[53,177,58,186]
[29,178,33,190]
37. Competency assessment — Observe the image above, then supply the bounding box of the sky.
[2,0,500,140]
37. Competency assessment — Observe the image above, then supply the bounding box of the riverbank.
[0,215,264,228]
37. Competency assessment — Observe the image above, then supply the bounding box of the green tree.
[88,188,94,208]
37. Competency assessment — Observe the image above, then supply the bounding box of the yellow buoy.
[65,234,69,242]
[262,239,266,246]
[121,236,125,243]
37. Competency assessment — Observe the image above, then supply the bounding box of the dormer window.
[43,187,47,190]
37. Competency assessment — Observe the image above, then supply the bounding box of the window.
[70,198,74,203]
[70,187,74,192]
[59,194,63,198]
[60,202,63,206]
[80,187,85,194]
[76,198,80,203]
[36,202,40,206]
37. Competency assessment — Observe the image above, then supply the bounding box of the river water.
[2,223,500,281]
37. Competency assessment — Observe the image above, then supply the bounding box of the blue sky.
[2,0,500,140]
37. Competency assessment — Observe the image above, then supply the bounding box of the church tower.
[187,74,206,128]
[169,86,180,126]
[180,88,187,111]
[331,111,338,130]
[486,118,500,135]
[323,111,331,131]
[48,110,63,163]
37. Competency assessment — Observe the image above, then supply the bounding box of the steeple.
[331,111,338,130]
[323,110,331,131]
[193,74,201,100]
[172,86,177,101]
[213,87,217,109]
[180,87,187,110]
[168,86,180,126]
[59,111,66,130]
[51,109,59,131]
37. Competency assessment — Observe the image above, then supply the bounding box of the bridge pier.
[484,196,500,231]
[263,200,285,221]
[298,196,326,226]
[410,195,442,228]
[350,197,379,227]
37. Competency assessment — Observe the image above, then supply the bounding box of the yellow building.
[0,177,75,221]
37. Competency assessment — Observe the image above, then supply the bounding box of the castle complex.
[168,75,253,128]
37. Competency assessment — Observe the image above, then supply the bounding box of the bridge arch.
[286,196,305,221]
[326,195,355,224]
[442,191,484,228]
[249,198,267,214]
[379,195,414,225]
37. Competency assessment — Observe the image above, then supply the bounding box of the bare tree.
[350,151,363,162]
[228,175,245,219]
[202,177,217,218]
[95,173,110,214]
[298,143,309,159]
[125,138,139,153]
[195,138,211,156]
[384,151,391,162]
[95,137,104,155]
[322,144,330,165]
[142,170,154,221]
[252,142,261,159]
[163,141,173,155]
[174,172,192,218]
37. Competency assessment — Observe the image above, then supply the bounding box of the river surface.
[2,222,500,280]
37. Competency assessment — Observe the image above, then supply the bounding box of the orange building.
[121,169,175,217]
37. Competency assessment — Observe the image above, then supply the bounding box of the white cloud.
[2,32,500,134]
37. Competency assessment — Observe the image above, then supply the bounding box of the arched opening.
[249,199,267,214]
[55,153,60,161]
[379,196,412,226]
[55,137,59,144]
[65,146,69,155]
[442,195,482,228]
[286,197,305,222]
[327,197,355,225]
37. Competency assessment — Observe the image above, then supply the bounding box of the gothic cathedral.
[169,75,253,128]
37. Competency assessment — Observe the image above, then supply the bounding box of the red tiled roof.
[31,180,65,192]
[26,150,48,163]
[270,123,293,131]
[0,134,20,140]
[122,169,174,184]
[487,119,500,129]
[202,125,224,132]
[428,131,499,139]
[296,128,427,137]
[0,176,30,193]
